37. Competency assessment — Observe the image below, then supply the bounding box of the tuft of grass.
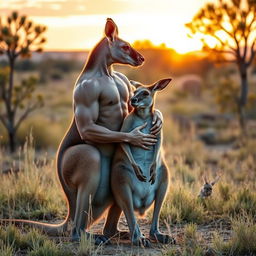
[0,135,66,220]
[226,188,256,216]
[0,225,26,251]
[218,183,231,202]
[0,225,73,255]
[77,232,97,256]
[164,223,205,256]
[27,239,66,256]
[181,223,204,256]
[213,214,256,255]
[0,240,14,256]
[162,187,205,224]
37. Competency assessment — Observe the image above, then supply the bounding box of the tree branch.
[0,114,7,129]
[246,39,256,67]
[14,102,39,131]
[208,47,237,57]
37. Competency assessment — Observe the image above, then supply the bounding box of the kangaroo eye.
[143,91,150,96]
[121,45,130,51]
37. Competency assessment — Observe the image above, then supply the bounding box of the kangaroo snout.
[131,97,138,105]
[136,53,145,65]
[132,51,144,66]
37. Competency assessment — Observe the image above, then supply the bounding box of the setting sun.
[0,0,215,54]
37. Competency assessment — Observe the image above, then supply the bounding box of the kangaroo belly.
[131,146,154,166]
[133,183,156,214]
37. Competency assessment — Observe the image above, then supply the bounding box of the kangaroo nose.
[138,55,144,62]
[131,97,138,104]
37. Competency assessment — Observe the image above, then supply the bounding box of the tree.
[0,11,46,152]
[214,75,256,115]
[186,0,256,131]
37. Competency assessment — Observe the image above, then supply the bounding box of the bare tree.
[0,11,46,152]
[186,0,256,131]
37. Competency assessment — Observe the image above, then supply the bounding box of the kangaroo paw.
[132,237,151,247]
[150,232,176,244]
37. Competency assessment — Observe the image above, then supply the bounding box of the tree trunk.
[8,58,14,111]
[238,103,246,133]
[7,57,16,152]
[8,128,16,153]
[238,65,248,134]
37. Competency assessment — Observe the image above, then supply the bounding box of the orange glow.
[0,0,217,54]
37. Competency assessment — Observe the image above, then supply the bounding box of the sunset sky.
[0,0,215,53]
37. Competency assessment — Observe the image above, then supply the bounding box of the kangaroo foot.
[71,229,111,245]
[93,234,111,245]
[150,232,176,244]
[132,236,151,247]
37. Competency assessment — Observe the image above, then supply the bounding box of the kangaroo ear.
[149,78,172,92]
[130,80,143,89]
[105,18,118,42]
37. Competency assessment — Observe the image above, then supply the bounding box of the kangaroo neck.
[83,38,113,77]
[135,106,153,120]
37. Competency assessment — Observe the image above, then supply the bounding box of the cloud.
[0,0,130,16]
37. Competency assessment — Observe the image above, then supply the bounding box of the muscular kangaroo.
[112,79,175,247]
[1,19,162,244]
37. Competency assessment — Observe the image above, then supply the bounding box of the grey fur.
[111,78,176,246]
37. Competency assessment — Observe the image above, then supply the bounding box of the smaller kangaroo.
[198,175,221,199]
[111,78,175,247]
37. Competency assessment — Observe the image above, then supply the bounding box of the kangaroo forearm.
[80,124,130,144]
[121,143,136,165]
[152,137,161,163]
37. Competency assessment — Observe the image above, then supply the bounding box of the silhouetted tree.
[186,0,256,131]
[0,11,46,152]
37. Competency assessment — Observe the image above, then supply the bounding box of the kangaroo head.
[105,18,144,67]
[130,78,172,110]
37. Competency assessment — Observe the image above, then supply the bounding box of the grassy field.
[0,122,256,255]
[0,55,256,255]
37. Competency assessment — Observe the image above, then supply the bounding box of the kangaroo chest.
[97,76,129,131]
[129,116,155,168]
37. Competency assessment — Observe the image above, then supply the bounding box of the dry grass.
[0,135,66,220]
[0,131,255,255]
[0,68,255,254]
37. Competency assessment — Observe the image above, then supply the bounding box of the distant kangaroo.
[0,18,163,244]
[111,78,175,247]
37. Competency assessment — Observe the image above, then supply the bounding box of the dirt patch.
[49,216,232,255]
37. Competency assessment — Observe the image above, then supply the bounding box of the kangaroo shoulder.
[73,79,101,105]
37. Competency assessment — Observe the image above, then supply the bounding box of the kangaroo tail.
[0,217,69,236]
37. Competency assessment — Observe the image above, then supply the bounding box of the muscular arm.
[74,82,130,144]
[113,71,134,112]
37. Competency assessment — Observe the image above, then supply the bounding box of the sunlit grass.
[0,68,256,254]
[0,135,66,220]
[0,225,73,256]
[213,214,256,255]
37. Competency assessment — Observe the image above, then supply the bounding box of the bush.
[162,187,205,224]
[213,214,256,255]
[0,136,66,219]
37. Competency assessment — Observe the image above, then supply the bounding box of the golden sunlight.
[0,0,216,54]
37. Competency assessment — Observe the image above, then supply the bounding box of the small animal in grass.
[198,175,221,199]
[111,78,176,247]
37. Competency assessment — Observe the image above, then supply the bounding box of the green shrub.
[0,136,66,219]
[213,214,256,255]
[162,187,205,224]
[226,188,256,216]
